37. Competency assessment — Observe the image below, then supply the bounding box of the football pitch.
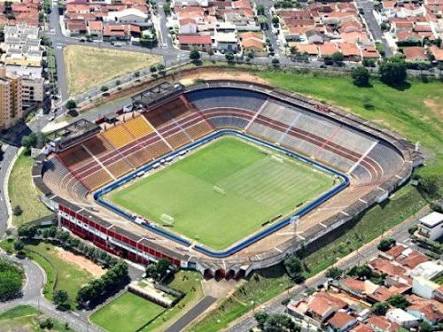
[107,136,336,250]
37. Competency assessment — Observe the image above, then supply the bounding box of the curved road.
[0,253,101,332]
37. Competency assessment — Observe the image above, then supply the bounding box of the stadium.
[33,80,420,279]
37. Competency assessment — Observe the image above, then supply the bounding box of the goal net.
[213,185,226,195]
[161,214,175,225]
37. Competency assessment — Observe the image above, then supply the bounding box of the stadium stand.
[186,87,267,112]
[123,116,154,140]
[101,124,135,149]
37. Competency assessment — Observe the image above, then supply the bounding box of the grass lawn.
[259,70,443,190]
[91,271,203,332]
[8,151,51,227]
[90,292,166,332]
[190,185,427,332]
[0,305,72,331]
[108,136,334,250]
[25,241,95,307]
[64,45,162,96]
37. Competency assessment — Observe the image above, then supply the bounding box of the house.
[327,312,357,332]
[178,34,212,51]
[367,316,400,332]
[179,18,198,34]
[306,292,348,322]
[386,308,419,328]
[383,244,429,269]
[338,42,360,61]
[429,45,443,63]
[407,302,443,325]
[88,20,103,37]
[339,278,379,299]
[350,324,373,332]
[418,211,443,240]
[239,32,266,56]
[318,42,339,58]
[213,31,238,52]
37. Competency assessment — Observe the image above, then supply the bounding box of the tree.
[256,4,265,15]
[225,52,235,63]
[326,267,343,279]
[272,58,280,67]
[419,321,433,332]
[263,314,299,332]
[372,302,389,316]
[272,16,279,25]
[255,311,269,329]
[351,66,370,87]
[17,225,38,240]
[100,86,109,92]
[379,58,407,86]
[146,259,173,281]
[54,290,70,310]
[189,50,201,63]
[150,65,157,73]
[284,255,304,283]
[12,205,23,216]
[348,265,373,279]
[377,238,396,251]
[66,100,77,110]
[388,294,409,309]
[331,51,344,64]
[417,175,440,198]
[0,259,24,301]
[14,240,24,252]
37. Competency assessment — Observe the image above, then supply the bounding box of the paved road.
[165,296,216,332]
[355,0,393,57]
[227,207,430,332]
[0,253,101,332]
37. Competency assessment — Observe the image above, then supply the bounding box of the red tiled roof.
[367,316,400,332]
[328,311,356,329]
[178,34,212,45]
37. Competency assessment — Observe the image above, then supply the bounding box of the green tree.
[256,4,265,15]
[284,255,305,283]
[348,265,373,279]
[0,259,24,301]
[12,205,23,216]
[351,66,370,87]
[263,314,299,332]
[372,302,389,315]
[254,311,269,329]
[189,49,201,62]
[225,52,235,63]
[54,290,70,310]
[331,51,344,64]
[100,86,109,92]
[13,240,24,252]
[419,321,433,332]
[388,294,409,309]
[379,58,407,86]
[326,267,343,279]
[377,238,396,251]
[65,100,77,110]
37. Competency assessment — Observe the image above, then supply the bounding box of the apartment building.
[0,68,23,130]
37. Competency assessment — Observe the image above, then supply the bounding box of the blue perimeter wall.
[94,129,350,258]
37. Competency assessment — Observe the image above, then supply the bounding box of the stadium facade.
[33,80,422,279]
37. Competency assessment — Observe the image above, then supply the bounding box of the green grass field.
[25,242,96,307]
[8,151,51,226]
[0,305,72,332]
[90,292,165,332]
[108,136,334,249]
[91,271,203,332]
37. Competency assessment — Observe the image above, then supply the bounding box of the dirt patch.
[179,68,267,86]
[424,98,443,118]
[202,278,237,298]
[56,248,105,277]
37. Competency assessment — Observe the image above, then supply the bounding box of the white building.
[418,212,443,241]
[412,276,439,299]
[386,308,419,328]
[104,8,149,25]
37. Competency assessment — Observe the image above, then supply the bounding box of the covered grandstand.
[33,81,421,279]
